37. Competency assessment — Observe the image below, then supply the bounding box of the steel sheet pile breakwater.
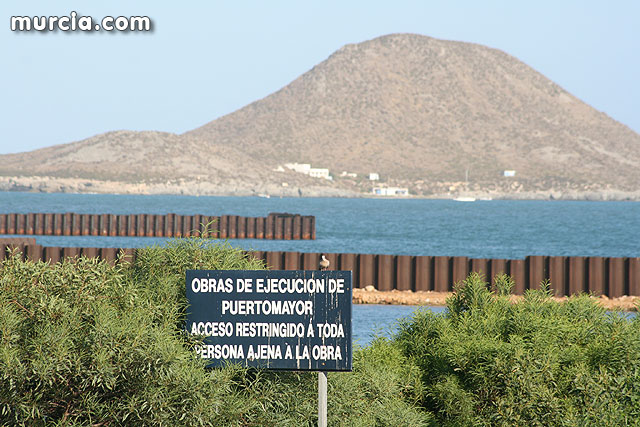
[1,242,638,298]
[0,212,315,240]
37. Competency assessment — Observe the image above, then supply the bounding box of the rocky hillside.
[186,33,640,189]
[2,33,639,197]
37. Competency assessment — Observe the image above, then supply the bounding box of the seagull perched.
[319,254,330,271]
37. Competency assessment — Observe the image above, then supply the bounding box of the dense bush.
[396,273,640,426]
[0,238,428,426]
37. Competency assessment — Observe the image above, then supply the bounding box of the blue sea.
[1,192,638,344]
[1,192,638,258]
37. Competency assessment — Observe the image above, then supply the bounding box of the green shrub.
[396,272,640,426]
[0,240,264,426]
[327,338,432,426]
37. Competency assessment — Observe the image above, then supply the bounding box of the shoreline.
[1,176,640,201]
[353,288,639,311]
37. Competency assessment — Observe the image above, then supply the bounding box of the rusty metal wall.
[0,212,315,240]
[252,252,639,297]
[1,242,638,297]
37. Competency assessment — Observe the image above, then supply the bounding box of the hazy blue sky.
[2,1,638,154]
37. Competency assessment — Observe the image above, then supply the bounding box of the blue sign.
[186,270,352,371]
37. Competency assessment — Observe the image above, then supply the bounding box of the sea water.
[1,192,638,258]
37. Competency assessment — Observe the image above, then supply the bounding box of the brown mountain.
[1,33,639,197]
[186,33,639,188]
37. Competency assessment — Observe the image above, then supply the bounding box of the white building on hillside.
[309,168,331,179]
[284,162,332,179]
[285,163,311,174]
[369,173,380,181]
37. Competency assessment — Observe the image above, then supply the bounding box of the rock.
[364,285,376,292]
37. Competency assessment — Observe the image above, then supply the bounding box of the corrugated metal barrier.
[1,242,638,298]
[0,212,315,240]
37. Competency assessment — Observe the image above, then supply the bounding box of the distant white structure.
[284,162,333,179]
[372,187,409,196]
[503,170,516,177]
[340,171,357,178]
[309,168,330,179]
[274,165,285,172]
[285,163,311,174]
[368,173,380,181]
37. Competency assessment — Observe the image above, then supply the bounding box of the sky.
[1,1,639,155]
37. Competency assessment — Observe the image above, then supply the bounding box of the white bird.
[319,254,330,271]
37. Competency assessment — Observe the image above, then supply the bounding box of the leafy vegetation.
[396,273,640,426]
[1,236,639,425]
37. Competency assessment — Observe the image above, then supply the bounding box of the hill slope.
[0,131,269,182]
[186,33,640,188]
[1,33,639,197]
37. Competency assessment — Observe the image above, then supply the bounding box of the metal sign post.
[318,371,327,427]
